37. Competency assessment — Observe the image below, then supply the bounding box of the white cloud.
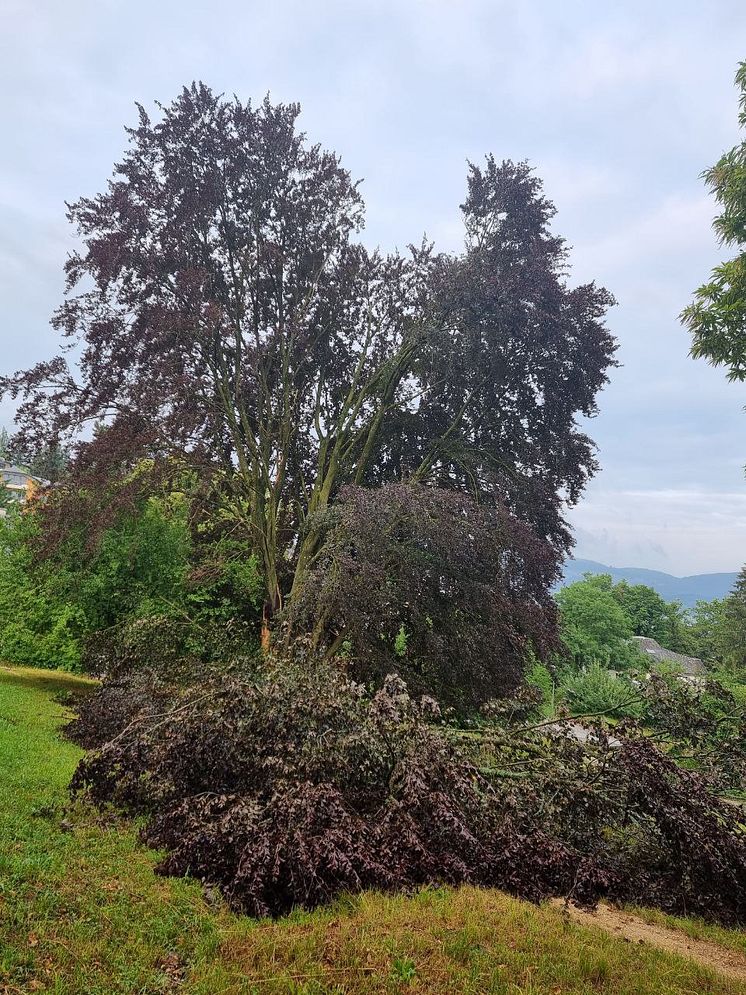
[569,487,746,574]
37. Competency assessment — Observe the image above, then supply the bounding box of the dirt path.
[550,900,746,981]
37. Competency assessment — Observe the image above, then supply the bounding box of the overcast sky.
[1,0,745,575]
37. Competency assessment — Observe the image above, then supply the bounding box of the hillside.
[2,663,745,994]
[560,559,738,607]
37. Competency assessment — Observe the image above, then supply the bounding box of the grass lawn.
[1,663,745,995]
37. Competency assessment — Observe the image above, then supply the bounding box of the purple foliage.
[68,646,746,924]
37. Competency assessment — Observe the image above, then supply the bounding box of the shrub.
[65,667,176,750]
[466,711,746,924]
[608,737,746,923]
[559,664,642,718]
[0,509,85,670]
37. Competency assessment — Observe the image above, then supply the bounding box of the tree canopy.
[290,482,560,707]
[555,574,636,668]
[682,62,746,381]
[716,567,746,672]
[611,579,693,655]
[554,572,746,675]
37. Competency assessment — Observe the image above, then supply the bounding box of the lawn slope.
[1,663,744,995]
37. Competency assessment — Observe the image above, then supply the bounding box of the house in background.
[632,636,706,681]
[0,461,47,508]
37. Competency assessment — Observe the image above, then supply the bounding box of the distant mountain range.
[559,558,738,608]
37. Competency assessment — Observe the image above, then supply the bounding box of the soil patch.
[550,900,746,981]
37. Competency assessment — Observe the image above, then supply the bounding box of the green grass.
[1,663,745,994]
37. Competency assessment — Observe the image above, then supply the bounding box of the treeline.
[555,571,746,671]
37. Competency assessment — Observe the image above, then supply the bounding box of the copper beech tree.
[3,83,616,650]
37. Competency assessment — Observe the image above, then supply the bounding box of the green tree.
[612,581,669,640]
[652,598,696,656]
[682,62,746,381]
[73,493,192,632]
[689,598,727,665]
[0,429,13,508]
[27,444,69,484]
[605,580,693,655]
[717,568,746,673]
[555,574,638,668]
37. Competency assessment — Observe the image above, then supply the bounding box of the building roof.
[632,636,706,677]
[0,462,47,497]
